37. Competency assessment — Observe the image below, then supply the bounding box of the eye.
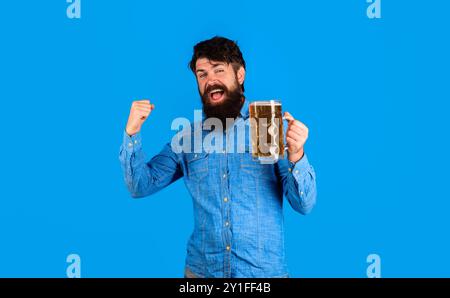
[198,72,206,79]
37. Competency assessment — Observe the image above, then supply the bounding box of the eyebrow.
[196,63,225,73]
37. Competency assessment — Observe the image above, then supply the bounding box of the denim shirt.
[119,101,317,278]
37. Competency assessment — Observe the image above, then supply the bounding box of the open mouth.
[208,88,225,103]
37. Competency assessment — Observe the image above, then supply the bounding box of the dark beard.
[201,82,244,127]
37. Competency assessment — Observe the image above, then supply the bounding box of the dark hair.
[189,36,246,92]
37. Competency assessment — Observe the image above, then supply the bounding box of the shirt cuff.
[288,153,310,180]
[122,130,142,153]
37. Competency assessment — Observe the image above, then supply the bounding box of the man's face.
[195,58,244,106]
[194,58,246,124]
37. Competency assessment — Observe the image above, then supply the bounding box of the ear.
[236,66,246,86]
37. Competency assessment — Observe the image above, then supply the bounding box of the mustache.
[201,81,245,126]
[204,83,228,95]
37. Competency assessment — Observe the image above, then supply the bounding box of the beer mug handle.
[282,116,292,153]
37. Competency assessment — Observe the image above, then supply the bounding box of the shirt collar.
[239,99,250,120]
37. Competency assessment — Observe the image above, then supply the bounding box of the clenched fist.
[125,100,155,136]
[284,111,309,163]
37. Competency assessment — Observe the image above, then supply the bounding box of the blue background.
[0,0,449,277]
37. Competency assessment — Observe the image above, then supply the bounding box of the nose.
[205,80,221,91]
[206,79,220,86]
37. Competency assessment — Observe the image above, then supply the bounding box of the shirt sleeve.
[119,130,183,198]
[277,154,317,215]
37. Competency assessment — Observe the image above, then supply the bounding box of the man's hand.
[284,111,309,163]
[125,100,155,136]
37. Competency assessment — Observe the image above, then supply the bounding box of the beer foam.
[249,100,281,106]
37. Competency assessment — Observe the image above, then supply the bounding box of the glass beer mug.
[249,100,288,164]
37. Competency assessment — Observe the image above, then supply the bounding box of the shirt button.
[226,245,231,251]
[223,197,228,202]
[194,154,198,158]
[288,168,292,172]
[223,174,227,179]
[295,170,299,174]
[128,142,133,147]
[225,221,229,227]
[134,140,138,144]
[300,191,304,196]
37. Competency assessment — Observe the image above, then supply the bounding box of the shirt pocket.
[186,152,209,181]
[240,147,275,180]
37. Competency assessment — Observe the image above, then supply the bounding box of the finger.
[134,102,152,108]
[287,133,304,145]
[286,129,303,140]
[140,103,155,111]
[289,125,307,135]
[287,117,305,128]
[135,104,151,109]
[291,120,307,130]
[134,101,151,106]
[135,99,150,104]
[283,111,294,122]
[135,106,151,113]
[284,111,293,119]
[290,124,308,137]
[286,136,299,147]
[136,109,151,116]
